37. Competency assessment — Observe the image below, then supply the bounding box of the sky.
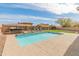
[0,3,79,25]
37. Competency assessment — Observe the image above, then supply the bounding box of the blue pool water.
[16,32,60,47]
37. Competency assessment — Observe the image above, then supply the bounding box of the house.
[1,22,55,34]
[1,24,22,34]
[18,22,33,31]
[1,22,33,34]
[36,24,50,30]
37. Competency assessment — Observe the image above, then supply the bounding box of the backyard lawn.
[45,30,77,34]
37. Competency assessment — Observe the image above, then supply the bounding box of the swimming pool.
[16,32,60,47]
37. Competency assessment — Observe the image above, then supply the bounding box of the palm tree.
[56,18,72,27]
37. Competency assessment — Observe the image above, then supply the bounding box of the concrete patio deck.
[0,28,6,56]
[2,33,78,56]
[64,36,79,56]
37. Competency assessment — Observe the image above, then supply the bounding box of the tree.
[56,18,72,27]
[73,22,79,28]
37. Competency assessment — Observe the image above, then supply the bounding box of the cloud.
[0,14,55,22]
[0,3,45,12]
[0,3,79,22]
[1,3,79,24]
[1,3,79,15]
[32,3,79,15]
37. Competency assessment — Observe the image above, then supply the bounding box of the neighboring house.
[36,24,50,30]
[1,24,23,34]
[1,22,33,34]
[0,25,2,32]
[1,23,55,34]
[18,22,33,31]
